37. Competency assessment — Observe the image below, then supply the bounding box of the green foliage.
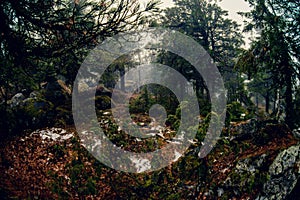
[82,177,97,195]
[47,170,70,199]
[0,103,17,137]
[238,0,299,127]
[129,87,154,114]
[49,162,97,197]
[198,98,211,117]
[163,0,244,64]
[45,135,100,197]
[129,85,180,118]
[165,101,200,131]
[160,0,244,122]
[51,144,66,158]
[0,0,159,136]
[165,193,181,200]
[95,95,112,111]
[22,98,53,121]
[226,101,251,123]
[166,115,180,131]
[293,87,300,128]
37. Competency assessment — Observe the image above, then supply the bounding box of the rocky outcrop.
[229,118,259,141]
[222,154,269,197]
[222,144,300,199]
[257,145,300,200]
[209,120,299,199]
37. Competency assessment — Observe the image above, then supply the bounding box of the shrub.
[226,101,250,123]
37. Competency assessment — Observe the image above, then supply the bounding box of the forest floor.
[0,116,299,199]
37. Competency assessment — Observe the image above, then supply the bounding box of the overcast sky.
[218,0,253,48]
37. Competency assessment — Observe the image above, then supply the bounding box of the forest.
[0,0,299,199]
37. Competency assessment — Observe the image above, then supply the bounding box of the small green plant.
[69,163,84,186]
[79,177,97,195]
[166,114,180,130]
[226,101,250,123]
[51,144,65,158]
[47,170,70,198]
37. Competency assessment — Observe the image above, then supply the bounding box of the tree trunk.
[265,90,270,114]
[285,66,293,128]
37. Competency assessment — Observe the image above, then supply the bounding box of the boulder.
[229,118,259,141]
[224,154,268,196]
[9,93,25,107]
[257,145,300,200]
[222,145,300,199]
[44,79,70,104]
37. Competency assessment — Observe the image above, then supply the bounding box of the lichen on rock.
[257,145,300,200]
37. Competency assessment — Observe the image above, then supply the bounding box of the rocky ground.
[0,116,299,199]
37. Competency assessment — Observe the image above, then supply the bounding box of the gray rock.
[230,118,259,140]
[292,128,300,139]
[31,128,73,142]
[29,91,40,99]
[9,93,25,107]
[235,154,267,174]
[257,145,300,200]
[217,188,224,197]
[255,196,267,200]
[223,154,267,195]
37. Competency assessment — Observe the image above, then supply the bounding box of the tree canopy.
[237,0,300,127]
[0,0,159,94]
[0,0,159,134]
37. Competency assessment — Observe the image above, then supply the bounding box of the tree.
[0,0,159,134]
[159,0,244,104]
[0,0,159,89]
[237,0,300,127]
[163,0,243,66]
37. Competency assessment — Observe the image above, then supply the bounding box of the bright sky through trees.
[218,0,253,48]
